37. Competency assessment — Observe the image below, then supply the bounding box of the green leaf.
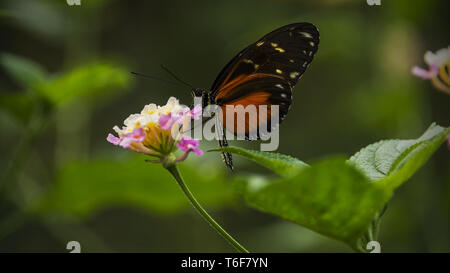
[0,53,48,88]
[37,156,235,217]
[36,63,131,105]
[209,146,309,177]
[349,123,450,190]
[242,157,389,247]
[375,126,450,191]
[227,123,449,248]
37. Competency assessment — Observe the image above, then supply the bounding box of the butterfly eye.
[191,88,205,98]
[191,89,201,97]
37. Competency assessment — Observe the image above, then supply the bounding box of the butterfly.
[191,22,320,170]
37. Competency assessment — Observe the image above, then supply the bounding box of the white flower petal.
[141,114,159,125]
[166,97,179,106]
[141,103,158,115]
[434,47,449,66]
[424,46,450,66]
[124,113,144,129]
[113,126,122,134]
[424,51,437,66]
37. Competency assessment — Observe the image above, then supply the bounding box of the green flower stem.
[166,163,249,253]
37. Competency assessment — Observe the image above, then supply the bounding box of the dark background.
[0,0,449,252]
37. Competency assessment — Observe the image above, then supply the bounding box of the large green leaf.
[36,63,131,105]
[220,123,449,248]
[38,156,235,217]
[0,53,48,88]
[243,157,388,247]
[349,123,450,190]
[209,146,309,177]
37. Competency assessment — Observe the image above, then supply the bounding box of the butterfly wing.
[211,22,319,95]
[216,73,292,140]
[210,22,319,169]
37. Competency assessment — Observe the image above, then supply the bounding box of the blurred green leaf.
[0,53,48,88]
[349,80,423,134]
[349,123,450,186]
[0,93,36,123]
[38,156,235,217]
[36,63,131,105]
[209,146,309,177]
[242,157,388,248]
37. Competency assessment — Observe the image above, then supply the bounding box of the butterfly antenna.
[180,119,204,134]
[131,71,185,87]
[160,65,194,89]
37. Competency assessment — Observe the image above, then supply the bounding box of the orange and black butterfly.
[191,23,320,170]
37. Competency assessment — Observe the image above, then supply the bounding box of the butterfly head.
[191,88,205,98]
[191,88,211,108]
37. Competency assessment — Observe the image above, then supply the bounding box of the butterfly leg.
[214,115,234,170]
[218,134,233,170]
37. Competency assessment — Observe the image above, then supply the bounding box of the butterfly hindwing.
[216,73,292,140]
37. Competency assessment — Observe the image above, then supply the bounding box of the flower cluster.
[107,97,203,162]
[412,46,449,95]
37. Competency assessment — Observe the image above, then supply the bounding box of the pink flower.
[159,106,193,130]
[189,104,202,120]
[411,65,439,80]
[107,97,203,163]
[412,46,450,95]
[159,113,176,130]
[107,133,121,145]
[177,136,203,155]
[107,127,145,148]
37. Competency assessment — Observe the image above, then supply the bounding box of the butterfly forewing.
[211,23,319,94]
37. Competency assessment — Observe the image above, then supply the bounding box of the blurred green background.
[0,0,449,252]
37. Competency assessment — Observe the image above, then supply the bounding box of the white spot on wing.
[275,84,284,89]
[290,71,300,79]
[299,31,313,38]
